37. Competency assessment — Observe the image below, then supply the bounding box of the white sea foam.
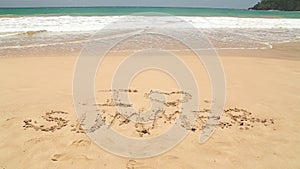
[182,17,300,29]
[0,16,118,32]
[0,16,300,33]
[0,15,299,52]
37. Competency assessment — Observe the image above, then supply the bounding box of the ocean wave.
[24,30,47,36]
[0,16,300,33]
[0,38,87,49]
[0,30,47,37]
[0,16,299,52]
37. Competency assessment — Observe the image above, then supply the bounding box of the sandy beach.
[0,41,299,168]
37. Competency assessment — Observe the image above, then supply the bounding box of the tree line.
[249,0,300,11]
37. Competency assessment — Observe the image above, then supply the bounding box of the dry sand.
[0,42,299,169]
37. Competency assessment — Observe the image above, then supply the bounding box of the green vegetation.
[249,0,300,11]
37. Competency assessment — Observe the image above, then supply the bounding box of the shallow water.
[0,11,299,57]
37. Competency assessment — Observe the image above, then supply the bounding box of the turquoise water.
[0,7,300,18]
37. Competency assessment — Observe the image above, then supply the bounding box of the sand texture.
[0,43,300,169]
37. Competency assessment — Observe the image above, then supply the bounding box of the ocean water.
[0,7,300,56]
[1,7,300,18]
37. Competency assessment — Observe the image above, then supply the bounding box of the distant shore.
[248,0,300,11]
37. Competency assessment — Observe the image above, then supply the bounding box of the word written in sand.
[22,89,275,137]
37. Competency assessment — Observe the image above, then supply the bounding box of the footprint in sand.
[50,139,93,162]
[126,160,136,169]
[51,153,91,162]
[24,135,54,146]
[70,139,91,147]
[126,160,154,169]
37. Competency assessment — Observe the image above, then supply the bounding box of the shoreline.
[1,41,299,60]
[217,41,300,60]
